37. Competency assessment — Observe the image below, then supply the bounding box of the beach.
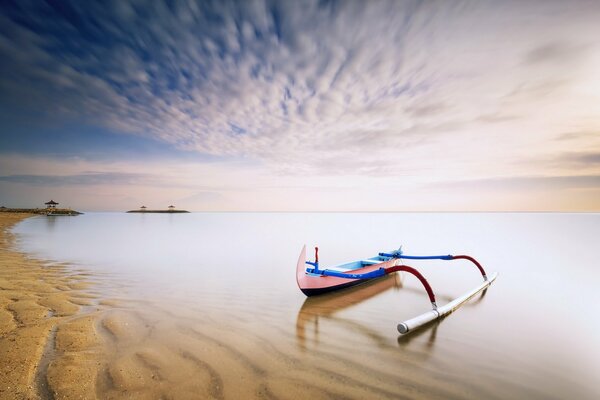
[2,212,599,399]
[1,212,318,400]
[0,213,103,399]
[0,213,218,400]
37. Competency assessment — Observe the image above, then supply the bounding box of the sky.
[0,0,599,211]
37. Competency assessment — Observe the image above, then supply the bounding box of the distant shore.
[0,207,83,215]
[126,209,190,213]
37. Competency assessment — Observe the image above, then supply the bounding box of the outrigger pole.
[304,247,498,334]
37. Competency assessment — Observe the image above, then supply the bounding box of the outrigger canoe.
[296,245,498,334]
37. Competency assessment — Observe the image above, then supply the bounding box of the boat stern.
[296,245,307,290]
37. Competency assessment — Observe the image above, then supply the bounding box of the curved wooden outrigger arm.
[385,265,438,308]
[381,253,497,334]
[452,255,488,280]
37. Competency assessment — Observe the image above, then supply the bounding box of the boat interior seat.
[362,259,382,265]
[326,266,351,272]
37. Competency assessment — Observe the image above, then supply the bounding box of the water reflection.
[396,319,440,349]
[44,215,57,231]
[296,274,402,350]
[297,273,491,353]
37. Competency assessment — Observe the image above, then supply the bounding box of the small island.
[126,205,190,213]
[0,200,83,215]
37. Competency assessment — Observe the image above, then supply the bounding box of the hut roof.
[140,205,147,208]
[45,200,59,205]
[168,205,175,208]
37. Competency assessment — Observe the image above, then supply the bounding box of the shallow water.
[13,212,600,399]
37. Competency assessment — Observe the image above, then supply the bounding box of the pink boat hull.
[296,245,396,296]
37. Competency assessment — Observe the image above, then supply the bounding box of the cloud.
[0,0,432,171]
[439,175,600,191]
[557,131,600,141]
[405,102,448,118]
[475,113,520,124]
[523,42,585,65]
[0,172,152,186]
[559,152,600,166]
[1,0,596,175]
[179,191,224,204]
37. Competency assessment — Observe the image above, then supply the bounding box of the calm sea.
[12,212,600,399]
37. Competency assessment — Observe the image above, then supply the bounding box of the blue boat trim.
[306,267,386,280]
[378,252,453,260]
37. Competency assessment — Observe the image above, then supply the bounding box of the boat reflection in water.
[396,286,488,350]
[296,274,407,350]
[296,273,489,352]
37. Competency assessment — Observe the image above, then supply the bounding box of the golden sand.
[0,213,103,399]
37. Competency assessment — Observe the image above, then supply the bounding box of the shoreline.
[0,208,83,216]
[126,209,190,213]
[0,213,107,399]
[0,213,226,399]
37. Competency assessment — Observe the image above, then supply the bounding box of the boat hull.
[299,279,371,296]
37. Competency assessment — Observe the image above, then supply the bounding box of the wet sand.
[0,213,207,400]
[0,213,103,399]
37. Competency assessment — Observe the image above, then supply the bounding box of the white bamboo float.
[397,272,498,334]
